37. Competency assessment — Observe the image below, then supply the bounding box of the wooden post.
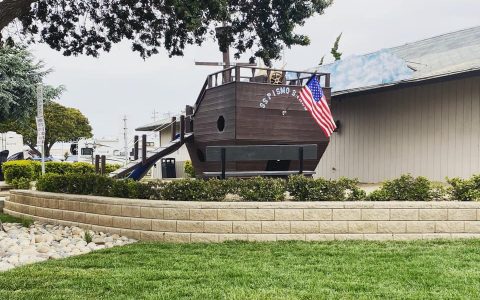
[235,66,240,82]
[180,115,185,143]
[298,147,304,174]
[100,155,106,175]
[142,134,147,165]
[95,155,100,174]
[171,117,177,141]
[133,135,139,160]
[325,73,330,88]
[221,148,226,180]
[185,105,193,133]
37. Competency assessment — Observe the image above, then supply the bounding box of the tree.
[331,33,342,61]
[0,0,333,65]
[0,101,93,156]
[0,45,63,123]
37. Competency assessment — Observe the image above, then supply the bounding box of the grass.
[1,240,480,299]
[0,213,33,227]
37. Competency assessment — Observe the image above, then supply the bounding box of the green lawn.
[1,240,480,299]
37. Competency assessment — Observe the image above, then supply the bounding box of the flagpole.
[36,85,45,175]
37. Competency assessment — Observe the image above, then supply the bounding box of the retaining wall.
[5,190,480,242]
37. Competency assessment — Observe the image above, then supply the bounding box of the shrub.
[366,174,447,201]
[184,161,195,178]
[161,179,229,201]
[105,164,122,173]
[11,177,31,189]
[287,175,365,201]
[2,161,39,183]
[84,231,93,243]
[238,177,285,201]
[447,175,480,201]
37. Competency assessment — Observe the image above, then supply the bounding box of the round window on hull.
[217,116,225,132]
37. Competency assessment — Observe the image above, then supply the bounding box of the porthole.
[217,116,225,132]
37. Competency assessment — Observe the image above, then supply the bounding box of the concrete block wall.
[5,190,480,242]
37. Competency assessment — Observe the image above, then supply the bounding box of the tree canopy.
[0,45,63,123]
[0,0,333,65]
[0,101,93,156]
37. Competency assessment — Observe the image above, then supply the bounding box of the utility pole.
[123,115,128,165]
[36,85,46,174]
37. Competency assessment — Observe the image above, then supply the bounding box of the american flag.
[298,75,336,137]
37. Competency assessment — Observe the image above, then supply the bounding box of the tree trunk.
[26,143,41,157]
[0,0,36,35]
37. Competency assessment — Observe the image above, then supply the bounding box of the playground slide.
[109,133,192,180]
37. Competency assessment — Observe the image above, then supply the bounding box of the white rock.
[0,262,14,272]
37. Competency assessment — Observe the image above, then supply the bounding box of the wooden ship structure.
[111,65,332,180]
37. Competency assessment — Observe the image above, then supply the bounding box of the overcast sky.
[31,0,480,140]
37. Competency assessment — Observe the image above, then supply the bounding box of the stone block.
[377,221,406,233]
[152,220,177,232]
[406,221,435,233]
[191,233,219,243]
[261,221,290,234]
[112,217,131,229]
[275,209,303,220]
[305,234,335,241]
[364,234,393,241]
[435,221,464,233]
[85,213,99,225]
[218,234,248,242]
[246,209,274,221]
[63,211,75,222]
[276,234,305,241]
[164,232,190,243]
[120,229,141,240]
[464,221,480,233]
[348,221,377,234]
[390,209,419,220]
[106,205,122,216]
[190,209,217,221]
[361,209,389,221]
[319,221,348,234]
[204,221,233,233]
[50,209,63,220]
[232,221,262,234]
[92,203,107,215]
[247,234,277,242]
[140,231,165,241]
[131,218,152,231]
[334,234,364,241]
[122,205,141,217]
[164,208,190,220]
[140,207,164,219]
[177,221,204,233]
[418,209,448,221]
[448,209,477,221]
[393,234,424,241]
[98,215,113,227]
[423,233,451,240]
[290,221,319,234]
[304,209,332,221]
[332,209,361,220]
[218,209,246,221]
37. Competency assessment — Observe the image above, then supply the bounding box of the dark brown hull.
[189,77,331,177]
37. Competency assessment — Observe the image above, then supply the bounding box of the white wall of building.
[316,74,480,183]
[0,132,24,156]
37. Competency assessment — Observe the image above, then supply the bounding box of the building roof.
[135,115,181,132]
[306,26,480,96]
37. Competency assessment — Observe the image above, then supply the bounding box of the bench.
[204,144,317,179]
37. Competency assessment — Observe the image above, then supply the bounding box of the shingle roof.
[307,26,480,96]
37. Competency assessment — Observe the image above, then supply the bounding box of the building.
[0,131,24,156]
[136,115,190,178]
[312,26,480,182]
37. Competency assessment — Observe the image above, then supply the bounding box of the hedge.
[2,160,121,185]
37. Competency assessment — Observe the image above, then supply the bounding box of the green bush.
[161,179,230,201]
[447,175,480,201]
[2,161,39,183]
[184,161,195,178]
[11,177,31,189]
[287,175,365,201]
[238,177,286,201]
[366,174,447,201]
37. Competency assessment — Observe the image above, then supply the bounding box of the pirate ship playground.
[110,66,332,180]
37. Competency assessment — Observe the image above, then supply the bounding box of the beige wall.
[6,190,480,242]
[316,75,480,183]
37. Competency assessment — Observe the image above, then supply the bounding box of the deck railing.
[206,66,330,89]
